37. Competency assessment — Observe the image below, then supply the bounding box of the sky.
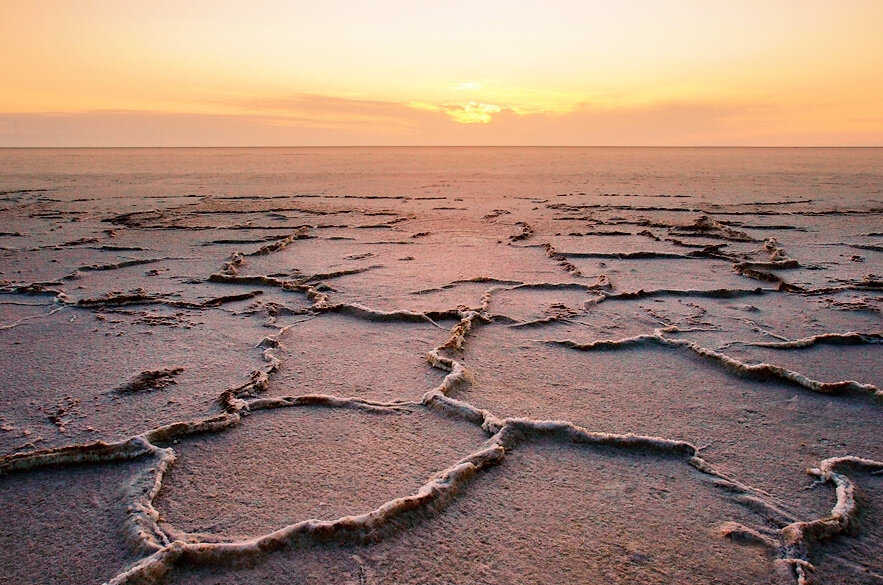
[1,0,881,146]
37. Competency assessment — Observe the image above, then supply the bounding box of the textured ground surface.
[0,148,881,584]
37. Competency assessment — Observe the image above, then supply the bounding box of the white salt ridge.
[544,326,881,401]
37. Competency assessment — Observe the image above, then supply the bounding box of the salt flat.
[0,147,881,584]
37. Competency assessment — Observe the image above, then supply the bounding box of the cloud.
[1,94,880,146]
[224,93,504,126]
[214,94,432,132]
[410,101,503,124]
[0,110,412,147]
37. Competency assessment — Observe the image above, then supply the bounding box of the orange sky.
[1,1,881,146]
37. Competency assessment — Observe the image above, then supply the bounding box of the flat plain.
[0,147,881,585]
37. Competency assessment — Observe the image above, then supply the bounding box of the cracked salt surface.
[0,147,881,584]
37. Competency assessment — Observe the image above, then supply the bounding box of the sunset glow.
[1,0,882,145]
